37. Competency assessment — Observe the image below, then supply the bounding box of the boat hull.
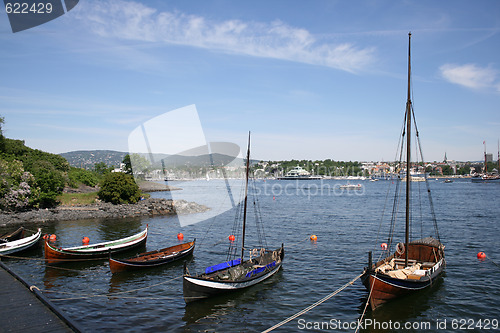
[0,228,41,255]
[109,239,195,273]
[183,261,282,303]
[45,227,148,264]
[183,246,284,303]
[362,239,445,310]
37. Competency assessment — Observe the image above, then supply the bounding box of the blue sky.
[1,0,499,162]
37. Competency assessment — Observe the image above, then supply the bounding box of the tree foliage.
[68,167,99,188]
[98,172,141,204]
[0,159,40,211]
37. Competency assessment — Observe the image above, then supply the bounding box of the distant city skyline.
[1,1,499,162]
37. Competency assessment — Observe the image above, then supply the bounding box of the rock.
[0,198,209,226]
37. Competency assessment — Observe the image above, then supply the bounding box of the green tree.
[68,167,99,187]
[98,172,141,204]
[30,160,65,208]
[0,116,5,152]
[94,162,112,176]
[122,154,133,174]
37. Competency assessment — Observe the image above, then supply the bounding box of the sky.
[1,0,499,162]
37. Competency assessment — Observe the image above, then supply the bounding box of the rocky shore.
[0,198,209,226]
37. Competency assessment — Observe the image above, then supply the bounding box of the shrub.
[98,172,141,204]
[0,159,40,211]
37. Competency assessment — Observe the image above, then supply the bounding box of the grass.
[57,192,99,206]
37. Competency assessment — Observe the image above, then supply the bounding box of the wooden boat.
[361,33,445,310]
[109,239,196,273]
[0,226,25,243]
[44,226,148,264]
[0,228,42,255]
[183,133,284,303]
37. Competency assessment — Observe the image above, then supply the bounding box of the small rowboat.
[0,228,42,255]
[109,239,196,273]
[0,226,26,242]
[44,226,148,264]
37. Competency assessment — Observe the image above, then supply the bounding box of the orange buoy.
[177,233,184,240]
[310,234,317,242]
[477,252,486,260]
[43,234,49,240]
[381,242,388,250]
[82,237,90,245]
[49,234,57,242]
[228,235,236,242]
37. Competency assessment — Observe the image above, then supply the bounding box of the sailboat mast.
[405,32,412,267]
[241,132,251,261]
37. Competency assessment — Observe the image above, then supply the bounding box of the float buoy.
[49,234,57,242]
[228,235,236,242]
[381,243,388,250]
[82,237,90,245]
[177,233,184,240]
[310,235,318,242]
[477,252,486,260]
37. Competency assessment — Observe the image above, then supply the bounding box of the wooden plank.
[0,262,79,333]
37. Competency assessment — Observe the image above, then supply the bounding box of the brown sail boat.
[361,33,446,310]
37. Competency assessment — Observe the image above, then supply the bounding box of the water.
[1,179,499,332]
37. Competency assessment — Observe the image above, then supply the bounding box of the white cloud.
[75,0,375,73]
[439,63,498,91]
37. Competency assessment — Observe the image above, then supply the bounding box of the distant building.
[486,153,493,163]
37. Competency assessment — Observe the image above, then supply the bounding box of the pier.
[0,261,81,333]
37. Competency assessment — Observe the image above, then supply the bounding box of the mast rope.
[261,273,363,333]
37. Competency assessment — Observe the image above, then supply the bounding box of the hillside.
[60,150,127,169]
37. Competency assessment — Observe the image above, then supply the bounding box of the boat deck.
[0,261,80,333]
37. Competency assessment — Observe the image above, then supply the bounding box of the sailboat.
[183,132,284,303]
[361,33,446,310]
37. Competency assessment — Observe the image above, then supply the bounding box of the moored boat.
[277,166,322,180]
[0,226,25,243]
[183,133,284,303]
[109,239,196,273]
[0,228,42,255]
[361,33,445,310]
[45,226,148,264]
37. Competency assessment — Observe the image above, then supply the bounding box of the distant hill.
[60,150,127,169]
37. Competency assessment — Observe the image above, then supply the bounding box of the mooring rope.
[42,274,183,301]
[261,273,363,333]
[486,254,500,268]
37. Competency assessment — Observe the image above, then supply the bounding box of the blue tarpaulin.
[205,258,242,274]
[245,261,276,278]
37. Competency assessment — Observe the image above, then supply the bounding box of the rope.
[486,255,500,268]
[41,275,183,301]
[261,273,363,333]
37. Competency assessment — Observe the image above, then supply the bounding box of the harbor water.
[1,179,499,332]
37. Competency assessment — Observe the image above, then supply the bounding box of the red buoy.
[310,235,317,242]
[177,233,184,240]
[49,234,57,242]
[381,243,388,250]
[477,252,486,260]
[228,235,236,242]
[82,237,90,245]
[43,234,49,240]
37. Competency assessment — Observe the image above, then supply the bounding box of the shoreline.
[0,198,209,227]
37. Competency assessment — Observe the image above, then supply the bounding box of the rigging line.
[411,106,440,242]
[261,273,363,333]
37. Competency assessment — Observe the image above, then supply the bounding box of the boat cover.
[205,258,242,274]
[245,261,276,278]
